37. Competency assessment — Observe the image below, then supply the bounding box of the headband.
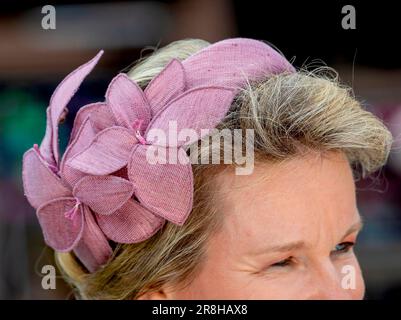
[22,38,295,272]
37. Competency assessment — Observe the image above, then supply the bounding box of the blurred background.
[0,0,400,299]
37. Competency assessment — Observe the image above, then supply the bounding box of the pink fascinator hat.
[22,38,295,272]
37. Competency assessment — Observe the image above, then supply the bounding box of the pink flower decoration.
[67,60,236,225]
[22,38,295,272]
[21,51,164,271]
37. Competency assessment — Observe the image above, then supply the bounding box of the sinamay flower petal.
[106,73,151,131]
[36,197,85,252]
[61,116,96,187]
[40,50,104,167]
[69,102,115,143]
[73,175,134,216]
[96,198,165,243]
[67,126,138,175]
[22,148,70,209]
[73,206,113,272]
[144,58,186,116]
[128,144,193,225]
[145,85,237,147]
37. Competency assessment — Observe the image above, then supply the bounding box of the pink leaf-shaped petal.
[128,145,193,225]
[146,86,236,147]
[36,197,84,252]
[183,38,295,89]
[40,50,103,166]
[22,148,71,209]
[70,102,115,143]
[96,198,165,243]
[73,175,134,215]
[106,74,151,131]
[144,59,186,116]
[67,126,138,175]
[73,206,112,272]
[60,116,96,187]
[39,107,57,169]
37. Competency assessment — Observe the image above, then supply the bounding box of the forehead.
[211,151,359,251]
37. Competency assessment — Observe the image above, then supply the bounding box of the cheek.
[354,270,366,300]
[179,274,292,299]
[171,254,282,299]
[179,258,366,300]
[175,267,262,299]
[175,259,309,300]
[349,256,366,299]
[173,261,366,300]
[167,253,233,299]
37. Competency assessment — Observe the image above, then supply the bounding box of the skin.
[141,150,365,300]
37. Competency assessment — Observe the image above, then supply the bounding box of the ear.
[135,286,177,300]
[136,290,166,300]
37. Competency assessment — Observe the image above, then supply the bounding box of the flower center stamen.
[64,198,81,223]
[132,119,148,145]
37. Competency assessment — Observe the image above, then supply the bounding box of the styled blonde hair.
[55,38,392,299]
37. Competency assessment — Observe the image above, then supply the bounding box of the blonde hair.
[55,38,393,299]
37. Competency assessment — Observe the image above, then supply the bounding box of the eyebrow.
[262,240,306,253]
[251,217,364,255]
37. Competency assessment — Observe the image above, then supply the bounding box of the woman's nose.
[307,261,355,300]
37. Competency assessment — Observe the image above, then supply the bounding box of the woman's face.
[169,150,365,299]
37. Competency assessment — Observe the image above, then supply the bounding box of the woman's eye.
[270,257,292,268]
[333,242,355,254]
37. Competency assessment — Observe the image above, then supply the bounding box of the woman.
[22,38,392,299]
